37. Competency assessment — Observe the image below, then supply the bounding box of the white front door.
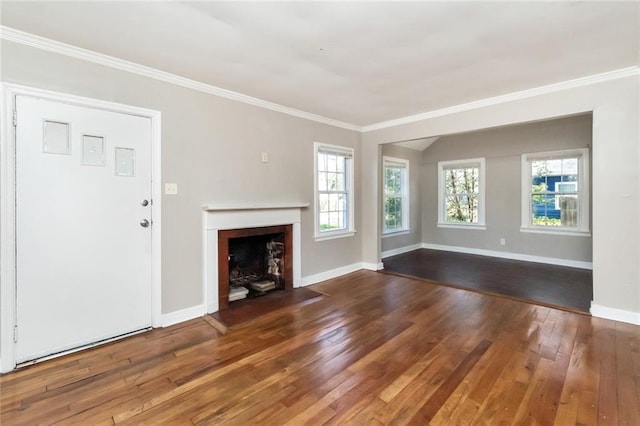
[15,95,153,363]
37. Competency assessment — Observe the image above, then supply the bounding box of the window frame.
[520,148,590,236]
[313,142,355,241]
[382,156,410,235]
[437,157,486,230]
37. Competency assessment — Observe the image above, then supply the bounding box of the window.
[314,142,355,240]
[383,157,409,234]
[521,148,589,235]
[437,158,486,229]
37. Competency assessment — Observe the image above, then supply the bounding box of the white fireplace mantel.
[202,202,308,313]
[202,202,309,212]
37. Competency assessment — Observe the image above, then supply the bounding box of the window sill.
[314,230,356,242]
[520,227,591,237]
[382,229,410,238]
[437,223,487,231]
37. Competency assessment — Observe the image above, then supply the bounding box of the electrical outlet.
[165,183,178,195]
[500,238,506,246]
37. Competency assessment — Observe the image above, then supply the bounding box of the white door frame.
[0,83,162,373]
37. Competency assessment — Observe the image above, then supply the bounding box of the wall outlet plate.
[165,183,178,195]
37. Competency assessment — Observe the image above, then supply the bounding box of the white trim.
[314,142,356,240]
[362,66,640,132]
[382,156,410,234]
[3,27,638,135]
[381,243,422,259]
[203,202,309,211]
[362,262,384,271]
[590,303,640,326]
[161,305,205,328]
[519,227,591,237]
[437,157,486,227]
[437,223,487,231]
[203,207,303,313]
[0,83,162,373]
[382,230,411,238]
[0,26,360,132]
[301,262,365,286]
[521,148,590,234]
[421,243,593,270]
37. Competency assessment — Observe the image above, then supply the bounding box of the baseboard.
[161,304,205,327]
[362,262,384,271]
[301,262,368,286]
[381,243,422,259]
[590,303,640,325]
[421,243,593,270]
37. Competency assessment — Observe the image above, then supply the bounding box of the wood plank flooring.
[1,270,638,425]
[382,249,593,313]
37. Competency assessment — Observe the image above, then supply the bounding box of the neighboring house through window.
[314,142,355,240]
[383,156,409,234]
[437,158,486,229]
[521,148,590,235]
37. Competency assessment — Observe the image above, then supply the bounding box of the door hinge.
[13,110,17,127]
[13,325,18,343]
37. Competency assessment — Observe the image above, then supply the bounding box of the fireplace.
[203,203,306,313]
[217,224,293,310]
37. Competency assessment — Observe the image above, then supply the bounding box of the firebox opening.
[228,232,285,302]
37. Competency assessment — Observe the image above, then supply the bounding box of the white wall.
[363,75,640,322]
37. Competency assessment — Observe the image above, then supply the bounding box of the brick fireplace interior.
[217,224,293,310]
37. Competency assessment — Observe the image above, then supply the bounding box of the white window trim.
[437,157,486,229]
[382,156,410,234]
[313,142,355,241]
[520,148,590,236]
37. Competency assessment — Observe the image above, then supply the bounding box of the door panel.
[15,95,152,363]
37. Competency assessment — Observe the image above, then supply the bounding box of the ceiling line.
[1,26,638,135]
[362,66,640,133]
[0,26,361,132]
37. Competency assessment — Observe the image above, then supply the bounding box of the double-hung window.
[383,156,409,234]
[314,142,355,240]
[521,148,590,235]
[437,158,486,229]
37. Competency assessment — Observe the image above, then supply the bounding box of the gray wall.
[420,114,592,262]
[1,40,362,316]
[380,144,422,254]
[362,75,639,317]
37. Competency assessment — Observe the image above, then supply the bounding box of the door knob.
[140,219,150,228]
[141,199,149,206]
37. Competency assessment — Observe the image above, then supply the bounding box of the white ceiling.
[1,1,638,127]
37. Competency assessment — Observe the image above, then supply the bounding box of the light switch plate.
[165,183,178,195]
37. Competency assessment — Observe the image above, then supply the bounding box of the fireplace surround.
[203,203,307,313]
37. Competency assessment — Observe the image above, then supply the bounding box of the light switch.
[261,152,269,163]
[165,183,178,195]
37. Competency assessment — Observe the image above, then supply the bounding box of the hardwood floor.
[1,270,638,425]
[382,249,593,313]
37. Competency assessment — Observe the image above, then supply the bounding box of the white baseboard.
[381,243,422,259]
[362,262,384,271]
[301,262,368,286]
[161,304,205,327]
[421,243,593,270]
[590,303,640,325]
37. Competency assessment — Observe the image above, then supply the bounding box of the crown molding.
[2,26,638,135]
[0,26,362,132]
[362,66,640,132]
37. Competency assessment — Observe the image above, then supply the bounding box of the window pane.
[445,195,477,223]
[384,197,402,230]
[445,167,478,195]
